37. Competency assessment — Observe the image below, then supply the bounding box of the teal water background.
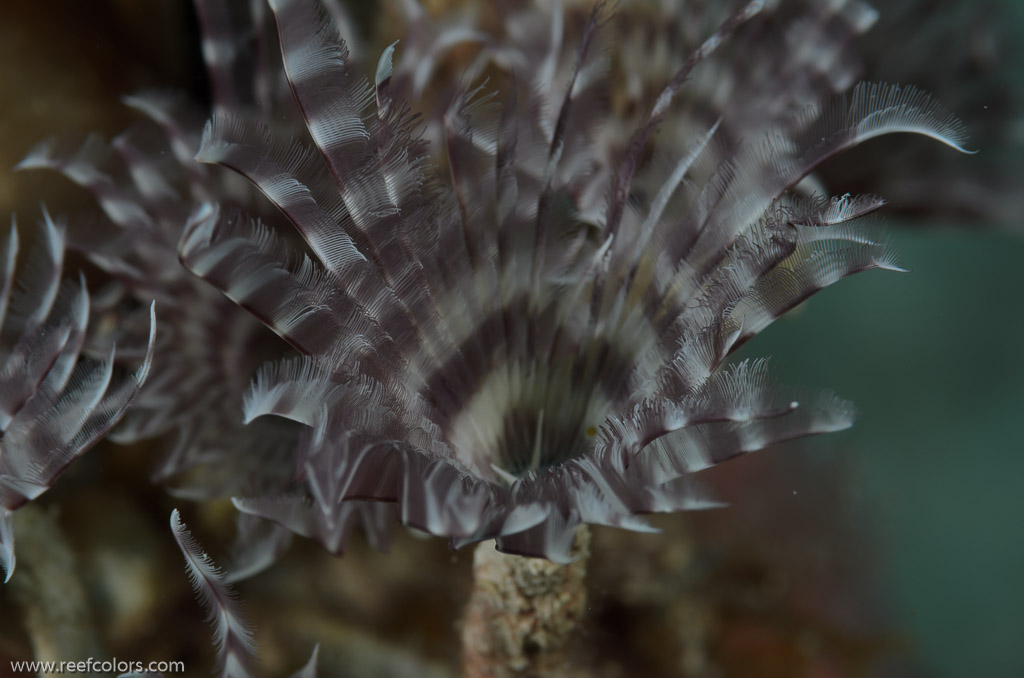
[735,223,1024,678]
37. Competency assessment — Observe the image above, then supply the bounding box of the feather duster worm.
[0,211,155,581]
[12,0,328,503]
[170,508,258,678]
[14,100,301,501]
[825,0,1024,223]
[385,0,1015,225]
[170,0,973,562]
[169,509,321,678]
[14,0,393,576]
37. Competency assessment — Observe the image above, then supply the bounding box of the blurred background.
[1,1,1021,677]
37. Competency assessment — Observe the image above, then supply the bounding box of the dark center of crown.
[443,353,614,485]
